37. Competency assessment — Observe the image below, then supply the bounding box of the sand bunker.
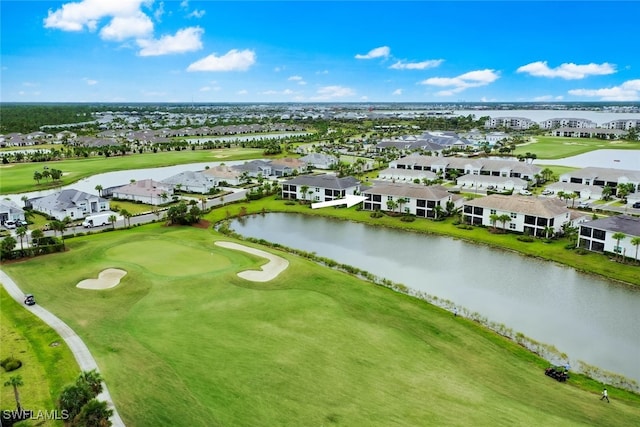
[77,268,127,290]
[215,241,289,282]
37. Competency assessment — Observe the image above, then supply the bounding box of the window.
[387,196,393,200]
[490,209,496,215]
[510,212,517,219]
[509,223,516,230]
[593,229,606,240]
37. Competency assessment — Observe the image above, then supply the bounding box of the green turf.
[0,288,78,426]
[514,136,640,159]
[3,224,639,426]
[0,148,265,194]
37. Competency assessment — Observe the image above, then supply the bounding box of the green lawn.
[2,224,639,426]
[0,289,78,426]
[0,148,264,195]
[514,136,640,159]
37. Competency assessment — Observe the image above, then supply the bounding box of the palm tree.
[612,232,626,261]
[30,229,44,248]
[50,220,67,249]
[386,199,397,213]
[397,197,408,214]
[20,195,28,207]
[16,226,28,252]
[541,167,553,182]
[631,236,640,264]
[94,184,103,197]
[77,370,103,396]
[433,204,444,220]
[74,399,113,426]
[568,193,578,208]
[58,383,92,421]
[300,185,309,202]
[108,214,117,230]
[119,209,131,227]
[160,192,169,205]
[498,214,512,231]
[601,185,613,201]
[4,375,23,411]
[489,213,500,231]
[543,225,554,239]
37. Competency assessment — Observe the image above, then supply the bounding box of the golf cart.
[24,294,36,306]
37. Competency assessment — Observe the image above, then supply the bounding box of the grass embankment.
[3,224,640,426]
[514,136,640,159]
[0,289,78,426]
[212,197,640,287]
[0,147,265,195]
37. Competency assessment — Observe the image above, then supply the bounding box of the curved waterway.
[229,213,640,383]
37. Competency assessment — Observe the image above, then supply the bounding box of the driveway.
[0,269,125,427]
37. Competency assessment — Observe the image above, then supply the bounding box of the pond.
[229,213,640,384]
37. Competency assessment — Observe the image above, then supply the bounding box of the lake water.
[453,109,639,126]
[535,149,640,170]
[229,213,640,384]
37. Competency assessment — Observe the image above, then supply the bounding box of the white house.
[0,200,26,224]
[281,174,360,202]
[578,215,640,259]
[110,179,174,205]
[28,189,109,221]
[361,183,463,218]
[162,171,216,194]
[463,194,572,236]
[456,175,528,192]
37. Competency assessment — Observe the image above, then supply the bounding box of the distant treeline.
[0,104,99,133]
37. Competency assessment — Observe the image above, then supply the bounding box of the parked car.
[24,294,36,306]
[17,220,28,227]
[3,220,17,229]
[633,202,640,209]
[578,201,590,208]
[541,189,553,195]
[519,190,532,196]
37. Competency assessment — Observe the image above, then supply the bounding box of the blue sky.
[2,1,639,103]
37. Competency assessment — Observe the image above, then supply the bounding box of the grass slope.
[3,225,639,426]
[0,289,78,426]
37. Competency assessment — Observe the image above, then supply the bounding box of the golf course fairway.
[2,223,639,426]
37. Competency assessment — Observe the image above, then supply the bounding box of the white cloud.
[83,78,98,85]
[568,80,640,101]
[44,0,150,33]
[517,61,616,80]
[355,46,390,60]
[389,59,444,70]
[188,9,205,18]
[316,70,329,75]
[100,11,153,41]
[260,89,296,96]
[420,69,500,95]
[154,2,164,22]
[392,89,403,96]
[237,89,248,95]
[311,85,355,100]
[187,49,256,72]
[288,75,306,85]
[22,82,38,87]
[200,86,211,92]
[137,26,203,56]
[180,0,189,9]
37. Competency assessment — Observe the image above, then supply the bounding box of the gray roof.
[162,171,213,187]
[464,194,570,217]
[564,167,640,182]
[362,183,452,200]
[580,215,640,237]
[29,189,104,211]
[285,174,360,189]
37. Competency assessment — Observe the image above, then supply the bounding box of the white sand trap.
[215,241,289,282]
[77,268,127,290]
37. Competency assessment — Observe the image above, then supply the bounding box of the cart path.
[0,269,125,427]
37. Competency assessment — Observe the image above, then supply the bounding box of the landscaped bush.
[456,224,473,230]
[283,201,295,205]
[369,211,383,218]
[1,357,22,372]
[517,235,535,242]
[400,216,415,222]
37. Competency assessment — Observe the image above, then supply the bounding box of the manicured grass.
[0,148,265,194]
[514,136,640,159]
[0,288,78,426]
[3,225,640,426]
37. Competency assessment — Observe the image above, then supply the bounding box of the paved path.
[0,269,125,427]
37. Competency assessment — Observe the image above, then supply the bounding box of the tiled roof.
[464,194,570,217]
[581,215,640,236]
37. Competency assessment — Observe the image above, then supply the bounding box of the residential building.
[578,215,640,258]
[202,165,243,186]
[484,117,536,130]
[269,157,308,176]
[463,194,572,236]
[361,183,462,218]
[232,160,273,179]
[550,127,626,139]
[600,119,640,131]
[0,200,26,224]
[390,155,541,181]
[281,174,360,202]
[539,118,597,129]
[377,167,437,183]
[28,189,109,221]
[300,153,339,169]
[109,179,174,206]
[559,167,640,194]
[456,175,528,192]
[162,171,216,194]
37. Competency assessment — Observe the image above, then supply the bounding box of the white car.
[541,189,553,195]
[3,220,17,229]
[519,190,532,196]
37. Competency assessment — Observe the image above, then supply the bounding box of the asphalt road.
[0,270,126,427]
